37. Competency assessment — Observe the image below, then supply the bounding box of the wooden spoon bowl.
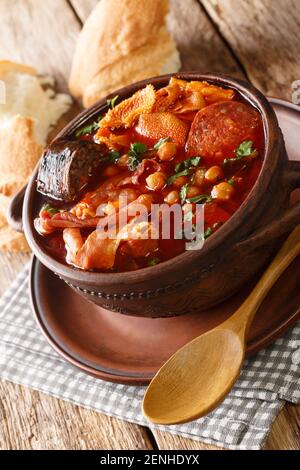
[143,329,244,424]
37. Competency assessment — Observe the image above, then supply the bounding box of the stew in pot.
[35,78,264,272]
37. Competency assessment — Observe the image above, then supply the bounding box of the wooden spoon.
[142,226,300,425]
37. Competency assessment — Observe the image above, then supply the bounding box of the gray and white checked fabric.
[0,264,299,450]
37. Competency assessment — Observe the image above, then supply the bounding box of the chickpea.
[205,166,224,183]
[172,175,189,188]
[117,153,129,168]
[119,188,138,204]
[187,185,201,199]
[164,190,180,205]
[146,172,167,191]
[157,142,177,161]
[102,164,120,177]
[137,194,153,211]
[211,182,234,201]
[193,168,206,186]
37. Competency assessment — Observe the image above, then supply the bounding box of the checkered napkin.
[0,265,299,450]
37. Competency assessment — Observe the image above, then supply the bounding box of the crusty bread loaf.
[0,193,29,252]
[0,60,36,78]
[0,60,72,251]
[69,0,181,107]
[0,115,43,197]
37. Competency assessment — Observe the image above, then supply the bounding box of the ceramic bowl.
[9,73,300,317]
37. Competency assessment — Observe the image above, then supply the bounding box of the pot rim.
[23,72,280,287]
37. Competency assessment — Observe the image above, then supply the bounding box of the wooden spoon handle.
[229,225,300,335]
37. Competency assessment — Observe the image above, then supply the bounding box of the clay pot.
[8,73,300,317]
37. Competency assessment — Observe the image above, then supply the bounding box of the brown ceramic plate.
[30,98,300,385]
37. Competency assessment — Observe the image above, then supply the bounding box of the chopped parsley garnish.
[167,168,191,186]
[227,178,235,185]
[179,183,190,204]
[186,194,212,204]
[175,156,201,173]
[203,222,223,239]
[236,140,256,158]
[41,204,59,216]
[204,227,213,239]
[75,117,102,137]
[128,142,147,171]
[154,137,171,150]
[108,149,121,163]
[99,149,121,165]
[107,95,119,109]
[148,257,161,266]
[224,140,257,165]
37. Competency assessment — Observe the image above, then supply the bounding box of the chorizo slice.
[186,101,263,163]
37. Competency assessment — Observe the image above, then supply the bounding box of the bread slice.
[0,62,72,146]
[0,60,37,78]
[0,61,72,251]
[0,115,43,196]
[0,193,29,252]
[69,0,180,106]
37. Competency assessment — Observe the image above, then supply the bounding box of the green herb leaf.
[148,257,161,266]
[41,204,59,216]
[189,156,202,167]
[97,149,121,165]
[175,156,201,173]
[224,140,257,165]
[75,116,102,137]
[204,227,213,239]
[236,140,255,158]
[107,95,119,109]
[202,222,222,240]
[154,137,171,150]
[227,178,235,185]
[128,142,147,171]
[167,168,191,186]
[179,183,190,204]
[108,150,121,163]
[186,194,212,204]
[130,142,147,155]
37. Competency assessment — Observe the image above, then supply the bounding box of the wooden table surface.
[0,0,300,450]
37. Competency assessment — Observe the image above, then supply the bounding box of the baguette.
[0,61,72,251]
[69,0,180,107]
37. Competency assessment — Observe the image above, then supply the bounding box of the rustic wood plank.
[168,0,244,76]
[0,0,81,91]
[200,0,300,99]
[68,0,98,21]
[0,380,153,450]
[264,404,300,450]
[70,0,245,77]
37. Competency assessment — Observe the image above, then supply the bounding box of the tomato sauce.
[36,79,264,272]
